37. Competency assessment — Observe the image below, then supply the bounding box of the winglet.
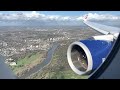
[83,14,88,22]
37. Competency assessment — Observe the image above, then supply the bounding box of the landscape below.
[0,26,102,79]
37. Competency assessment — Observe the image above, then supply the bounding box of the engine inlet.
[67,41,93,75]
[71,45,88,71]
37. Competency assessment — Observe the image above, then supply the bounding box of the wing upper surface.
[84,21,120,35]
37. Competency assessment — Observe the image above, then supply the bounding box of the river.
[19,42,59,79]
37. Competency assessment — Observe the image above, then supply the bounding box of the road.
[19,42,59,79]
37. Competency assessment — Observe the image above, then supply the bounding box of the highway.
[19,42,59,79]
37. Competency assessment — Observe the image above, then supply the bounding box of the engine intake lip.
[67,41,93,75]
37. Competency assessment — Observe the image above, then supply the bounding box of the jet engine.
[67,35,114,75]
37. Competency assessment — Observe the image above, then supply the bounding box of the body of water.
[19,42,59,79]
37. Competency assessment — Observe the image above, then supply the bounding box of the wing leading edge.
[83,20,120,35]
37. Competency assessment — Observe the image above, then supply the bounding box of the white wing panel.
[84,21,120,35]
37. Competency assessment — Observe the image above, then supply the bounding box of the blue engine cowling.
[67,39,113,75]
[80,40,113,70]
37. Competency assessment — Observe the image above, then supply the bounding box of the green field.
[10,51,46,77]
[27,40,88,79]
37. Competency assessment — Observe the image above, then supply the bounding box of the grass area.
[49,70,88,79]
[27,40,88,79]
[10,51,46,77]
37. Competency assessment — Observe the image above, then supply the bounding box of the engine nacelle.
[67,39,113,75]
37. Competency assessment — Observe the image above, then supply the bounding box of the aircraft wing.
[83,20,120,35]
[67,15,120,77]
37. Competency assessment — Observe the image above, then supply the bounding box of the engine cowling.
[67,39,113,75]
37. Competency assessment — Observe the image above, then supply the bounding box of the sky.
[1,11,120,16]
[40,11,120,16]
[0,11,120,26]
